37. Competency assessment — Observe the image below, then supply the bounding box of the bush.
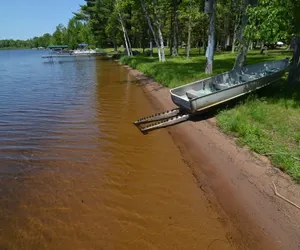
[120,56,132,65]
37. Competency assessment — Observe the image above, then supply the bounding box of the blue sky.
[0,0,84,40]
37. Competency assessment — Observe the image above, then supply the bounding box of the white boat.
[71,43,97,55]
[72,49,97,55]
[170,58,290,113]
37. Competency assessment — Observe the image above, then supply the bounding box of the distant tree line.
[0,17,95,49]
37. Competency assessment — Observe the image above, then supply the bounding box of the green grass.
[119,49,291,88]
[118,48,300,181]
[217,88,300,181]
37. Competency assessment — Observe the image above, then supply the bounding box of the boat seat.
[239,74,257,83]
[186,89,199,99]
[266,68,278,74]
[214,83,229,90]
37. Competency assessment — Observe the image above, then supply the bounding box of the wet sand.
[0,59,233,249]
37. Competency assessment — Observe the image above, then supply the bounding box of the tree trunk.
[249,40,253,50]
[125,27,133,55]
[113,38,118,53]
[205,0,217,74]
[172,0,179,56]
[198,41,201,55]
[253,41,257,49]
[142,36,145,53]
[233,0,249,69]
[142,29,146,53]
[169,9,174,56]
[140,0,161,61]
[119,13,132,57]
[260,41,265,54]
[233,41,248,69]
[152,1,166,62]
[150,40,153,56]
[122,31,131,56]
[232,23,238,53]
[288,36,300,83]
[226,35,230,49]
[157,24,166,62]
[122,30,131,56]
[157,47,162,60]
[186,15,192,60]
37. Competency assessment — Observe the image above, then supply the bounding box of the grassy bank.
[119,49,300,181]
[217,83,300,181]
[119,49,291,88]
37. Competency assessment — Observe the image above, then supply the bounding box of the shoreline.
[122,63,300,249]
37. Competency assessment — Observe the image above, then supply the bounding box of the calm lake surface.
[0,50,232,249]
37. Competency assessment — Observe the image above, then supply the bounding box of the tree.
[246,0,290,48]
[205,0,217,74]
[244,0,300,81]
[140,0,166,62]
[233,0,249,69]
[170,0,180,56]
[51,24,66,45]
[115,0,133,56]
[179,0,203,60]
[67,17,86,49]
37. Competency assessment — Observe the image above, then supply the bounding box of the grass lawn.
[118,48,300,181]
[119,49,292,88]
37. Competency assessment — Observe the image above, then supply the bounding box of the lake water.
[0,50,232,249]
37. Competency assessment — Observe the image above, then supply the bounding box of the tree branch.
[272,181,300,210]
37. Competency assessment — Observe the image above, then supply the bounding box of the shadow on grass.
[255,78,300,108]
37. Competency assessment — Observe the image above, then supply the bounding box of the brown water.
[0,50,233,249]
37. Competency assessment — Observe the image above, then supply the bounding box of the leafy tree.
[179,0,203,59]
[246,0,291,46]
[51,24,67,45]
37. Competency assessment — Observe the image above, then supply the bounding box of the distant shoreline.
[0,47,30,50]
[0,47,47,50]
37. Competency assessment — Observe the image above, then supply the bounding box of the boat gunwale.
[188,75,285,113]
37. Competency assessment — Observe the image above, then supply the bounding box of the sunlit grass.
[217,88,300,181]
[119,49,291,88]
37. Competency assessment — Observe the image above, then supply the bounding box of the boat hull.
[170,59,290,113]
